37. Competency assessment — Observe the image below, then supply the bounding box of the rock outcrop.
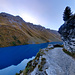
[58,7,75,53]
[21,44,75,75]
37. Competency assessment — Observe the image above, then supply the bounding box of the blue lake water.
[0,42,62,75]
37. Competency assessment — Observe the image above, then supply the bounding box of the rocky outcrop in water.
[58,7,75,53]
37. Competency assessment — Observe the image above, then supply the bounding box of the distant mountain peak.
[0,12,14,17]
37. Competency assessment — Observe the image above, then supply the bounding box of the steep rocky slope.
[58,7,75,53]
[21,44,75,75]
[0,12,61,47]
[58,15,75,53]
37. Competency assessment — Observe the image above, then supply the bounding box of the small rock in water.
[47,44,54,49]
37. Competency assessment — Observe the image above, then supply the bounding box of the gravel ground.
[45,47,75,75]
[31,47,75,75]
[21,47,75,75]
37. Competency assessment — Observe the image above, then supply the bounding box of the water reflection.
[0,42,62,75]
[0,57,35,75]
[0,43,49,69]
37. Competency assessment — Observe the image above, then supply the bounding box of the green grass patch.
[23,59,37,75]
[38,58,46,71]
[15,70,23,75]
[12,36,17,40]
[35,49,45,59]
[63,48,75,58]
[17,40,21,44]
[12,41,17,46]
[0,37,4,41]
[54,44,63,47]
[38,65,43,71]
[15,73,19,75]
[41,58,46,65]
[23,42,28,45]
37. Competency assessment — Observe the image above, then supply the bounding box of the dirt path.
[45,47,75,75]
[22,47,75,75]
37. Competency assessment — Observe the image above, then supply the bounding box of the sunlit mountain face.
[0,12,61,47]
[20,13,38,24]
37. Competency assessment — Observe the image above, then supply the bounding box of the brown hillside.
[0,12,61,47]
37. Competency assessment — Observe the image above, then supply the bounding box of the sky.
[0,0,75,30]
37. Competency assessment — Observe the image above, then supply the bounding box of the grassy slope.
[0,13,61,47]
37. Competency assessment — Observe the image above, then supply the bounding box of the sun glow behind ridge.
[20,13,38,24]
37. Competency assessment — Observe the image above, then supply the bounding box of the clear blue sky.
[0,0,75,30]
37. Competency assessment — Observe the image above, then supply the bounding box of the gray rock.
[58,14,75,53]
[29,47,75,75]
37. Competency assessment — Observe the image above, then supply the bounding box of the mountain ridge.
[0,12,61,47]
